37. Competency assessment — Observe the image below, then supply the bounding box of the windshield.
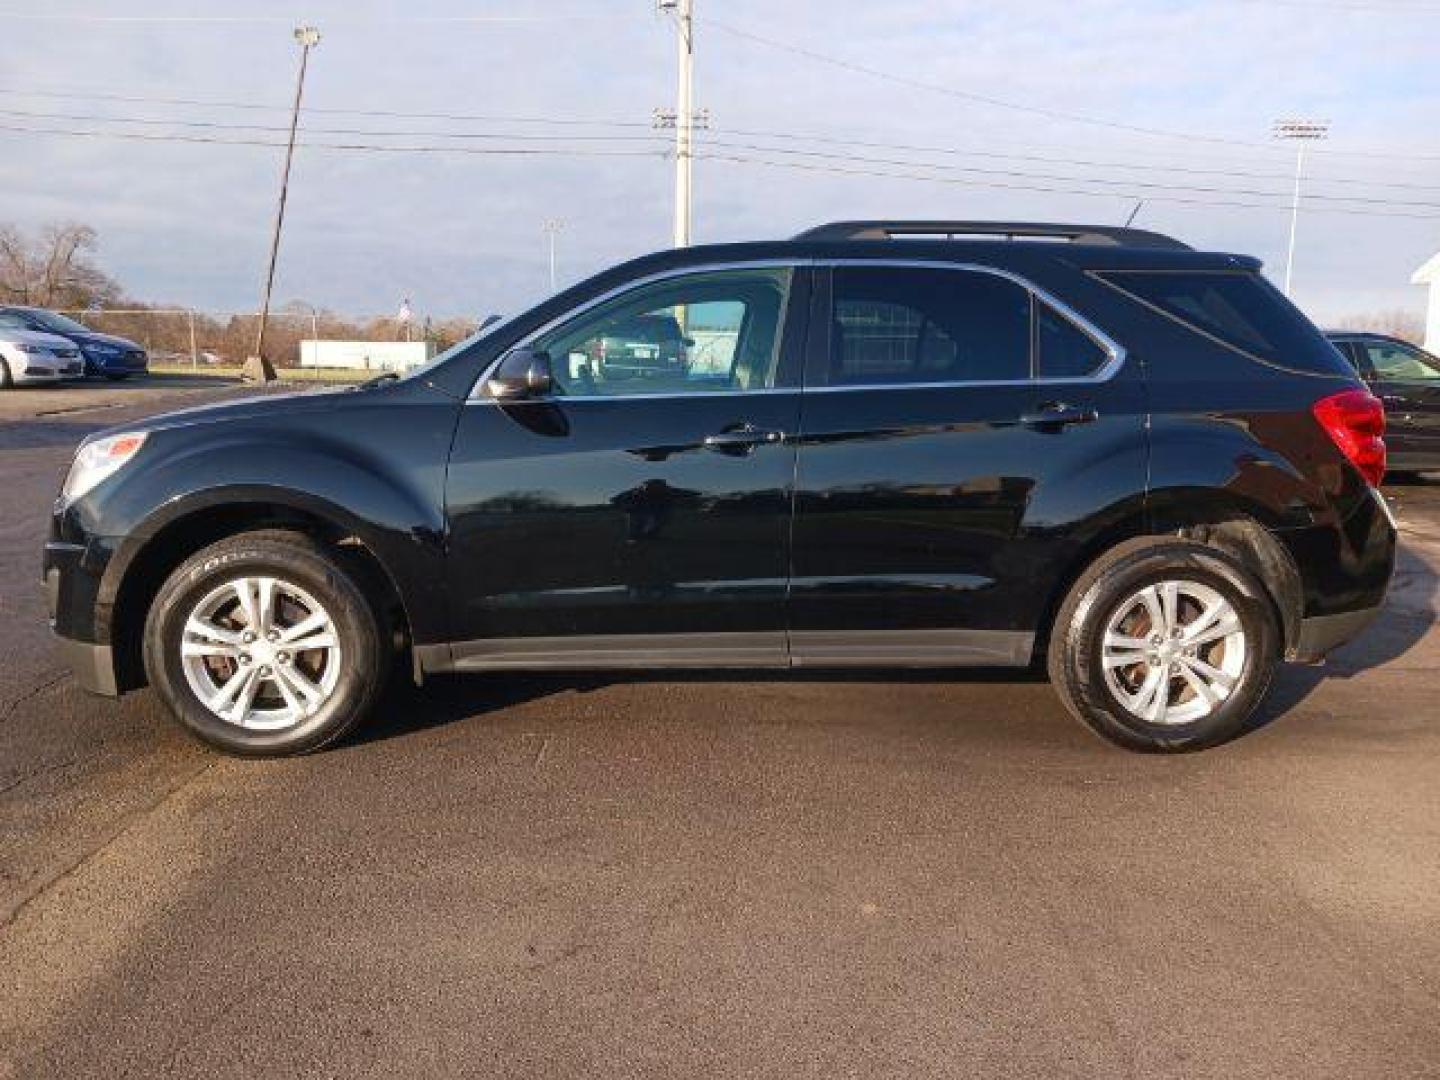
[23,309,94,334]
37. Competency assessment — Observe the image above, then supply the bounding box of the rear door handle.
[1019,402,1099,430]
[702,425,785,455]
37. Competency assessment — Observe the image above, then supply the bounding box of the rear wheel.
[143,530,389,756]
[0,358,11,389]
[1047,539,1279,752]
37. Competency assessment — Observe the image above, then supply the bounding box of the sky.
[0,0,1437,327]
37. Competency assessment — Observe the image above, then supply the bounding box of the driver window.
[1363,342,1440,382]
[534,268,792,396]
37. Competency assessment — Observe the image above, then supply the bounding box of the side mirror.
[486,347,554,400]
[682,336,696,348]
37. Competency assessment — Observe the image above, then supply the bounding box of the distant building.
[1413,251,1440,351]
[298,340,435,372]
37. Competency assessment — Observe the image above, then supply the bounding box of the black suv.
[44,221,1395,756]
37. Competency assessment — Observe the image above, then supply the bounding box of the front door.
[788,262,1147,666]
[443,264,808,669]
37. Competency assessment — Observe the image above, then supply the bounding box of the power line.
[4,111,1438,213]
[708,126,1440,193]
[694,151,1440,220]
[0,106,668,145]
[696,137,1440,209]
[0,85,656,128]
[2,93,1435,195]
[1218,0,1440,11]
[700,16,1440,162]
[5,82,1439,171]
[0,121,666,158]
[0,10,616,23]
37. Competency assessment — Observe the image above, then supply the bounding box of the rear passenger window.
[1037,302,1108,378]
[830,267,1029,385]
[1100,270,1352,376]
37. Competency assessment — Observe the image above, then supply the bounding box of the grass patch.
[149,364,375,384]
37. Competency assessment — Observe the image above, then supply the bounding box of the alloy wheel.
[1100,579,1247,726]
[179,575,343,730]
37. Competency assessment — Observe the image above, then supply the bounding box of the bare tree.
[0,221,120,308]
[1333,308,1425,343]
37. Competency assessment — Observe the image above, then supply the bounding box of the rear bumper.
[1291,603,1383,664]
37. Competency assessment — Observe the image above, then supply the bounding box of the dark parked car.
[45,221,1395,757]
[0,306,148,379]
[571,312,692,383]
[1326,331,1440,476]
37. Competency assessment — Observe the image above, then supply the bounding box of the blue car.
[0,306,148,380]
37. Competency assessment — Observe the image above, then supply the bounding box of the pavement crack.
[0,759,216,930]
[0,669,68,726]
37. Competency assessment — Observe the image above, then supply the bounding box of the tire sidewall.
[1064,547,1278,751]
[144,539,383,756]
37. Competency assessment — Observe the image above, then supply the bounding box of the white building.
[298,340,435,372]
[1413,251,1440,352]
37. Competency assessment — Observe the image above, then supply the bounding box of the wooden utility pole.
[246,26,320,383]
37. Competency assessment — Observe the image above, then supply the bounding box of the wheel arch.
[106,490,421,692]
[1036,490,1304,663]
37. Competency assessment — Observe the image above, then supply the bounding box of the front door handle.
[702,425,785,455]
[1020,402,1099,430]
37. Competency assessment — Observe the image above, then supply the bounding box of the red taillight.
[1312,388,1386,487]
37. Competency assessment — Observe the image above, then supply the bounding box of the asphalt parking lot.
[1,378,1437,1079]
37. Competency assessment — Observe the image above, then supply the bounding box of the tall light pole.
[541,219,563,292]
[247,25,320,383]
[657,0,695,248]
[1273,118,1329,298]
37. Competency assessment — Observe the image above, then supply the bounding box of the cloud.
[0,0,1434,324]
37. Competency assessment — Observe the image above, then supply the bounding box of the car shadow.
[355,479,1439,752]
[1249,496,1437,736]
[352,664,1045,750]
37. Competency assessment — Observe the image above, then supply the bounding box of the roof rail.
[792,220,1192,251]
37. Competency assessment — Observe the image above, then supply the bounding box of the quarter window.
[829,267,1031,385]
[1037,301,1108,378]
[533,268,792,397]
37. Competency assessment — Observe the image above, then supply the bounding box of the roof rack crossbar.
[792,220,1191,251]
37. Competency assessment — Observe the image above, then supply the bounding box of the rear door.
[1357,337,1440,467]
[443,264,808,669]
[788,262,1147,666]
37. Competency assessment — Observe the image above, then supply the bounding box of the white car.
[0,325,85,387]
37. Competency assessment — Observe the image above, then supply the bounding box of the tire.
[143,530,389,756]
[1047,538,1280,753]
[0,358,12,389]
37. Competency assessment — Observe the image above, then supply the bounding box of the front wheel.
[143,530,389,756]
[1047,539,1279,752]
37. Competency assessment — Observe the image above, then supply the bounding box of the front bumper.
[84,350,148,376]
[4,353,84,382]
[55,637,119,697]
[44,538,122,696]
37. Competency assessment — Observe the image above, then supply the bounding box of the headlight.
[61,432,148,504]
[13,343,48,354]
[84,344,122,357]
